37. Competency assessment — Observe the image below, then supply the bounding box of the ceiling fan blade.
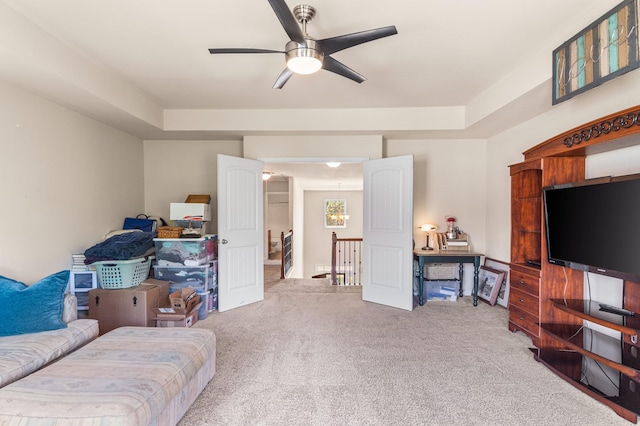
[316,26,398,55]
[267,0,305,44]
[322,56,366,84]
[273,68,294,89]
[208,48,283,54]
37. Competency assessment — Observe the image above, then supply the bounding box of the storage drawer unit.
[509,304,539,337]
[153,263,215,291]
[153,236,216,267]
[508,264,540,344]
[153,261,217,311]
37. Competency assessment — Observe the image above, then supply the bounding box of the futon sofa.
[0,271,216,425]
[0,294,98,388]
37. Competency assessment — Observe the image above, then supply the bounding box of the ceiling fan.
[208,0,397,89]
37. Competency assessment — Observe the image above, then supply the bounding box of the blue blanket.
[84,231,156,264]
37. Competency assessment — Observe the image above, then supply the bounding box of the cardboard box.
[154,301,203,328]
[185,194,211,204]
[88,280,170,335]
[169,288,200,311]
[141,278,171,307]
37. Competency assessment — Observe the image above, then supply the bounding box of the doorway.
[262,160,364,280]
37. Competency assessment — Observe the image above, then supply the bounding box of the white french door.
[217,154,264,312]
[362,155,414,311]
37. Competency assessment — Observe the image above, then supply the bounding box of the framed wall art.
[552,0,640,104]
[484,257,510,308]
[324,199,348,228]
[477,266,505,306]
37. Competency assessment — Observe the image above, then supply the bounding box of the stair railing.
[331,232,363,285]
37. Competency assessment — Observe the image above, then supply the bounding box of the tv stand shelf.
[540,322,640,381]
[549,299,639,340]
[534,350,639,423]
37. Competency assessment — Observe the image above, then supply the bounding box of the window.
[324,198,348,228]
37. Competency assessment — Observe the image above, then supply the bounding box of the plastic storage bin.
[153,236,216,266]
[153,263,215,291]
[92,256,154,289]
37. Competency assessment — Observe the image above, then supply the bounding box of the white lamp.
[420,224,438,250]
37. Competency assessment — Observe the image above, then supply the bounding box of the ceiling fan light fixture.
[285,40,323,74]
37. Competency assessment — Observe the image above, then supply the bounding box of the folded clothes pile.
[84,231,156,264]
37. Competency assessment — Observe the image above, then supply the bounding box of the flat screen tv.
[543,173,640,282]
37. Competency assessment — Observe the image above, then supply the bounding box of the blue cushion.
[0,270,69,336]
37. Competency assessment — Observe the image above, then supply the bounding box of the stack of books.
[71,253,90,271]
[442,233,470,251]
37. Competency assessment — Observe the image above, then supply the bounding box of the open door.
[362,155,414,311]
[217,154,264,312]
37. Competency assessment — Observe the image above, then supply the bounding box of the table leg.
[418,258,425,306]
[458,263,464,297]
[473,256,480,306]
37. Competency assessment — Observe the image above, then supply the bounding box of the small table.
[413,249,483,306]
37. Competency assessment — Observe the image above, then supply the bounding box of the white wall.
[0,81,144,283]
[485,68,640,263]
[289,177,305,278]
[5,49,639,286]
[385,139,487,295]
[143,140,243,232]
[243,135,383,161]
[303,190,363,278]
[385,139,487,250]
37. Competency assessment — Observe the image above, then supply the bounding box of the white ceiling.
[2,0,615,111]
[0,0,621,188]
[266,161,363,190]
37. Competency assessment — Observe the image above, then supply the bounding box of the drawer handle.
[519,280,525,285]
[519,316,524,320]
[519,298,525,303]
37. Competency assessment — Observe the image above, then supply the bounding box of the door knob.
[220,239,228,244]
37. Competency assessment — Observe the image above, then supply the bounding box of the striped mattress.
[0,319,99,388]
[0,326,216,425]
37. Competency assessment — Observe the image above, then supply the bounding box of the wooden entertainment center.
[509,105,640,423]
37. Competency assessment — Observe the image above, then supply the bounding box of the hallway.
[264,263,282,282]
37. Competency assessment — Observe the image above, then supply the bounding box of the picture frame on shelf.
[477,266,505,306]
[69,270,97,292]
[484,257,510,308]
[69,270,98,312]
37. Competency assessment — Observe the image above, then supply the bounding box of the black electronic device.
[598,303,635,317]
[543,173,640,282]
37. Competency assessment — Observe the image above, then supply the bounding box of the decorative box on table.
[425,263,457,280]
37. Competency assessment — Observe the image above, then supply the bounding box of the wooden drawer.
[509,305,539,337]
[510,269,540,297]
[509,287,539,316]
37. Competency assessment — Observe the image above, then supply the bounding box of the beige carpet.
[180,279,631,426]
[264,264,282,281]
